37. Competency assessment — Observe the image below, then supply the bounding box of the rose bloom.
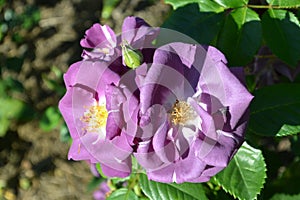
[58,16,159,177]
[131,42,254,183]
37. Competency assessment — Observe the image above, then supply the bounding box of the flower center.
[170,100,195,125]
[81,102,108,133]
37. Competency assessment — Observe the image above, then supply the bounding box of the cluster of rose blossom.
[58,16,253,183]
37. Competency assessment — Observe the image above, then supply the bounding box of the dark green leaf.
[162,4,224,44]
[216,7,262,66]
[267,0,300,7]
[270,193,300,200]
[291,136,300,156]
[262,9,300,67]
[107,188,138,200]
[247,83,300,137]
[215,142,266,200]
[139,173,208,200]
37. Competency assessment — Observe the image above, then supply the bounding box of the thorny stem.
[246,4,300,9]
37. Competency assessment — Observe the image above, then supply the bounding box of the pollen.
[81,101,108,133]
[170,100,195,125]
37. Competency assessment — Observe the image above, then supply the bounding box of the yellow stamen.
[80,102,108,132]
[170,100,195,125]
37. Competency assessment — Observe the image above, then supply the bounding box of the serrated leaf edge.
[140,174,206,200]
[215,143,267,200]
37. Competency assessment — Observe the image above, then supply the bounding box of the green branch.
[247,4,300,9]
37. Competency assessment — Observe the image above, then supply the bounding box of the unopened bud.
[121,40,143,69]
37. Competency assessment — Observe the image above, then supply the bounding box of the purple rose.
[80,16,159,61]
[59,60,133,177]
[133,42,253,183]
[59,17,159,178]
[59,15,253,184]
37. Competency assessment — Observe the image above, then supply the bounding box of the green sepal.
[121,41,143,69]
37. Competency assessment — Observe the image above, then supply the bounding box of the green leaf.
[247,83,300,137]
[0,98,24,137]
[276,124,300,137]
[216,7,262,66]
[270,193,300,200]
[139,173,208,200]
[213,0,248,8]
[164,0,249,10]
[198,0,225,12]
[267,0,300,7]
[162,3,224,44]
[107,188,138,200]
[215,142,266,200]
[262,9,300,67]
[165,0,225,13]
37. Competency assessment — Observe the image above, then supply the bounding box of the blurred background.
[0,0,169,199]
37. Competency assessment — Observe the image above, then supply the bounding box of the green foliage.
[266,0,300,7]
[216,7,262,66]
[213,0,248,8]
[215,142,266,200]
[162,4,224,44]
[198,0,224,13]
[139,173,208,200]
[164,0,300,66]
[165,0,249,10]
[291,136,300,156]
[262,9,300,67]
[248,84,300,137]
[270,193,300,200]
[107,188,139,200]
